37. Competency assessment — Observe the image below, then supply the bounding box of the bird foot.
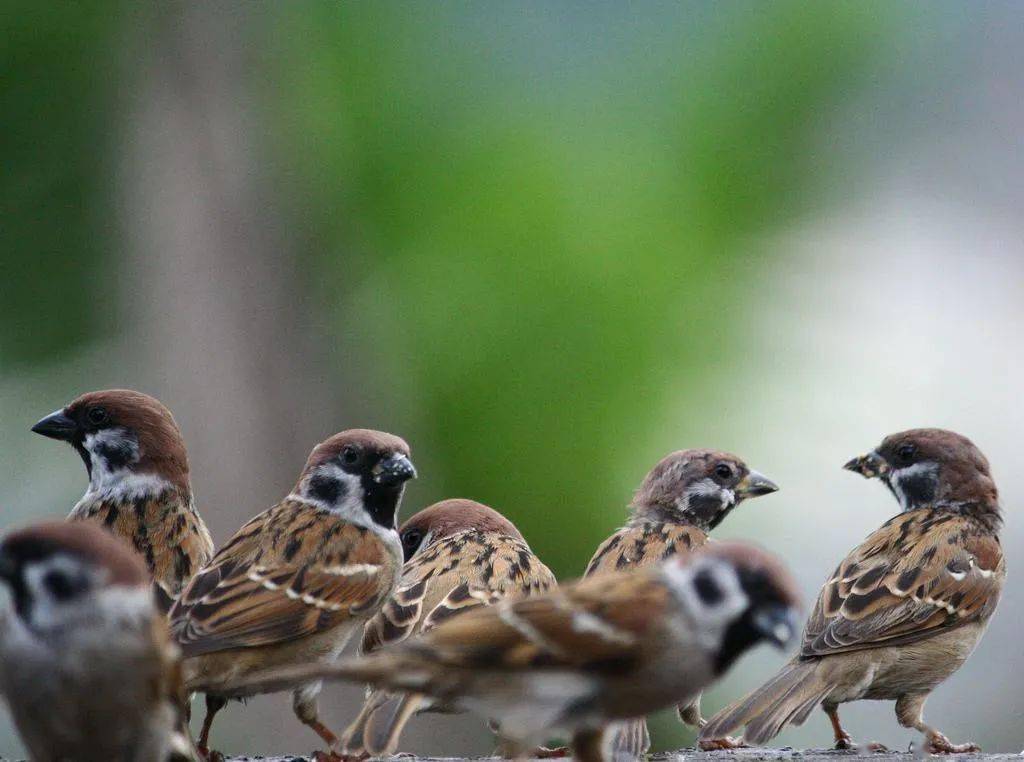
[925,733,980,754]
[196,747,225,762]
[860,743,890,753]
[311,752,343,762]
[533,745,570,758]
[699,736,748,750]
[834,733,855,751]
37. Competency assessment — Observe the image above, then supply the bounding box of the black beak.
[735,469,780,499]
[372,453,417,486]
[752,604,800,649]
[31,409,78,441]
[843,451,888,478]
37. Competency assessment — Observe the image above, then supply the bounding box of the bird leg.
[826,705,855,750]
[196,694,226,761]
[571,727,608,762]
[896,694,980,755]
[294,685,343,762]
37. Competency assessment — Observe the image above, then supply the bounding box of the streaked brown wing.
[409,568,666,672]
[170,501,395,656]
[585,520,707,576]
[802,511,1004,657]
[360,531,557,654]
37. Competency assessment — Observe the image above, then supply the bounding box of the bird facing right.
[584,448,779,756]
[257,541,800,762]
[701,428,1005,754]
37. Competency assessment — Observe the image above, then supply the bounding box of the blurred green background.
[3,0,1023,757]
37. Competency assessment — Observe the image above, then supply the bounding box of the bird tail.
[224,652,442,698]
[362,692,426,756]
[608,718,650,759]
[700,658,834,746]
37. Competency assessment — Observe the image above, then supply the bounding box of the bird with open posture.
[584,448,779,756]
[168,429,416,761]
[701,428,1004,754]
[31,389,214,611]
[243,541,800,762]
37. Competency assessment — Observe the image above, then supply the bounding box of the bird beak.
[31,409,78,441]
[373,453,417,486]
[843,451,888,478]
[752,604,799,649]
[735,470,779,499]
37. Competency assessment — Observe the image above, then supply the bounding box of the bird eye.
[401,530,423,558]
[897,443,917,462]
[714,463,734,480]
[86,407,108,426]
[43,570,82,601]
[341,445,361,466]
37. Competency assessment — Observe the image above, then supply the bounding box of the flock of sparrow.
[0,388,1005,762]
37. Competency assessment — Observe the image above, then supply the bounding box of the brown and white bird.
[0,521,188,762]
[341,498,557,757]
[168,428,415,761]
[31,390,214,610]
[584,449,779,756]
[246,541,800,762]
[701,429,1005,754]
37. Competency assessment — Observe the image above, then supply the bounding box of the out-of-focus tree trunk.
[116,0,335,539]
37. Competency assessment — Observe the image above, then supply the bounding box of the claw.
[699,736,748,751]
[925,733,980,755]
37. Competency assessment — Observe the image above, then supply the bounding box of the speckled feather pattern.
[361,529,557,655]
[70,486,213,609]
[169,499,399,657]
[803,508,1004,657]
[585,519,708,577]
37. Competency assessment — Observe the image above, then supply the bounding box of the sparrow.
[245,541,801,762]
[341,498,557,758]
[701,428,1005,754]
[0,521,189,762]
[168,428,416,761]
[584,449,779,756]
[31,389,214,610]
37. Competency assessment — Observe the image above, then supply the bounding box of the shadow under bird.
[167,428,416,762]
[701,428,1004,754]
[239,541,801,762]
[0,521,189,762]
[584,448,779,756]
[31,389,214,610]
[341,498,558,758]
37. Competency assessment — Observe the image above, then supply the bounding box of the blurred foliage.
[267,1,897,584]
[1,2,902,751]
[1,1,120,363]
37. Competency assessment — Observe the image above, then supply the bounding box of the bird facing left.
[0,521,189,762]
[31,389,214,610]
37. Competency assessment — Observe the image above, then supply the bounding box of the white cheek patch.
[82,428,145,494]
[887,461,939,510]
[292,465,367,520]
[23,556,103,632]
[663,560,748,650]
[682,478,735,512]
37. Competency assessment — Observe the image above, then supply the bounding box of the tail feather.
[363,693,426,756]
[701,659,834,745]
[609,718,650,759]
